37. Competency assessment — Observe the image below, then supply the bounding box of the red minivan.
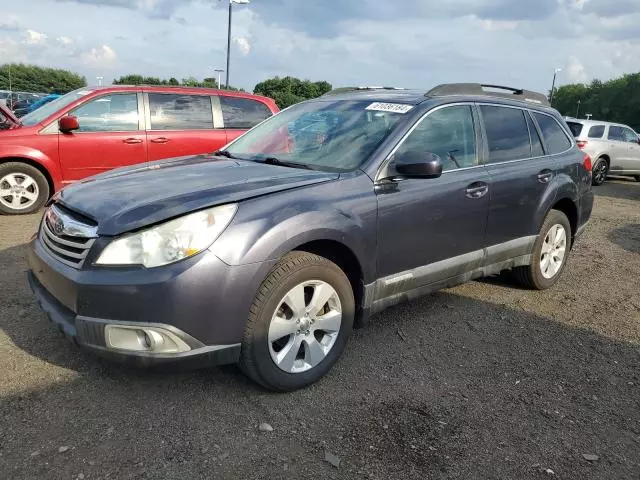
[0,86,279,214]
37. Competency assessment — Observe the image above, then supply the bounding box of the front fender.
[210,174,378,283]
[0,144,62,191]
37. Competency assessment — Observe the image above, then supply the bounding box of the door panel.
[58,92,146,182]
[145,92,227,162]
[376,104,489,289]
[620,127,640,172]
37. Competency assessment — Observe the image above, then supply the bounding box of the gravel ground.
[1,178,639,480]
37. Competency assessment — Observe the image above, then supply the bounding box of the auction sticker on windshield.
[365,102,414,114]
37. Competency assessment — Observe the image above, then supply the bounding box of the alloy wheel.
[540,224,567,279]
[0,173,40,210]
[268,280,342,374]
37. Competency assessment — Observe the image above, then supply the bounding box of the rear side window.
[526,113,545,157]
[148,94,213,130]
[566,122,584,137]
[588,125,605,138]
[480,105,530,163]
[533,113,572,154]
[220,96,272,129]
[607,126,624,141]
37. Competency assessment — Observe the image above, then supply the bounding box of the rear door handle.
[537,169,553,183]
[123,138,143,144]
[465,182,489,199]
[150,137,169,144]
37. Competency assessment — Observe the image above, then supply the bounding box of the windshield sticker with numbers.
[365,102,414,114]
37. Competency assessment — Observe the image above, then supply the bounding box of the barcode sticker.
[366,102,414,114]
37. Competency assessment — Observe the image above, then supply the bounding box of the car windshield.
[20,88,96,126]
[224,100,409,171]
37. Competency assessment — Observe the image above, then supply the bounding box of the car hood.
[56,155,339,236]
[0,102,19,127]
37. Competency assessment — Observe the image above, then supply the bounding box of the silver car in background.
[565,118,640,185]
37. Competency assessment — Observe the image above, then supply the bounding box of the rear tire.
[513,210,572,290]
[239,251,354,392]
[591,157,608,186]
[0,162,49,215]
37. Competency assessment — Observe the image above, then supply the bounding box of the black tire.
[239,251,355,392]
[591,157,609,186]
[513,210,572,290]
[0,162,49,215]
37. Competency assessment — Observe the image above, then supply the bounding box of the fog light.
[105,325,191,353]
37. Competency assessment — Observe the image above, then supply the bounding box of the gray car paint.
[27,90,594,365]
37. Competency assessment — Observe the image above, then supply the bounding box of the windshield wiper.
[213,150,239,159]
[262,157,313,170]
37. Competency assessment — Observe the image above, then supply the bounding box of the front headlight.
[96,204,237,268]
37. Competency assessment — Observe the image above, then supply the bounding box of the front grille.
[39,206,97,269]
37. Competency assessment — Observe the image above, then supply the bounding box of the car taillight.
[583,153,592,172]
[576,140,588,149]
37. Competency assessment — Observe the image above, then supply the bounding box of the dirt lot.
[1,179,639,480]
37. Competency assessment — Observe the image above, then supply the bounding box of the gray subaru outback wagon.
[27,84,594,391]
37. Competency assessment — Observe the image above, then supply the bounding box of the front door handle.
[466,182,489,199]
[150,137,169,144]
[537,169,553,183]
[123,138,143,144]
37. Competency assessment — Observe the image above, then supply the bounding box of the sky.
[1,0,640,93]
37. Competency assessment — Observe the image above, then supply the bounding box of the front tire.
[513,210,572,290]
[0,162,49,215]
[239,251,355,392]
[591,157,609,186]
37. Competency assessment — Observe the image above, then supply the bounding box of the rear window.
[480,105,531,163]
[588,125,605,139]
[566,121,583,137]
[148,93,213,130]
[533,113,572,154]
[220,96,272,129]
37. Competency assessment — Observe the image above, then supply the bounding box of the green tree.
[553,72,640,131]
[0,63,86,93]
[253,76,332,108]
[112,74,244,91]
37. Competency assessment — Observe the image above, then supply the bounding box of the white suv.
[566,118,640,185]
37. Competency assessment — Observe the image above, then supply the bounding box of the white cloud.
[481,19,519,31]
[0,37,27,62]
[24,30,47,45]
[0,15,21,32]
[80,44,118,68]
[56,36,74,46]
[566,56,589,83]
[233,37,251,56]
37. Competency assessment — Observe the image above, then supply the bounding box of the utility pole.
[549,68,562,105]
[225,0,250,89]
[576,100,581,118]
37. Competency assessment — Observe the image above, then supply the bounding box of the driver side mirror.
[394,151,443,178]
[59,115,79,134]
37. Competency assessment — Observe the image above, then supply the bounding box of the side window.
[526,112,545,157]
[533,113,572,154]
[394,105,477,172]
[607,126,624,142]
[71,94,139,132]
[566,122,584,137]
[588,125,605,138]
[219,96,273,129]
[480,105,530,163]
[148,94,213,130]
[622,127,638,143]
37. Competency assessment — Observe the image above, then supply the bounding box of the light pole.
[225,0,250,89]
[214,69,225,89]
[96,76,103,86]
[576,100,581,118]
[549,68,562,105]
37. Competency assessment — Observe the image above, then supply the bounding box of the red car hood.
[0,102,19,127]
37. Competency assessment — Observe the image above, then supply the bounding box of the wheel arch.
[550,196,578,241]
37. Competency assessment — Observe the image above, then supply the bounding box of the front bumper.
[27,235,275,367]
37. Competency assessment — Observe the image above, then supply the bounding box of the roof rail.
[426,83,550,106]
[322,86,406,96]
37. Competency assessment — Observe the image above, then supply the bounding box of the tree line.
[0,64,333,109]
[0,64,86,93]
[553,73,640,131]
